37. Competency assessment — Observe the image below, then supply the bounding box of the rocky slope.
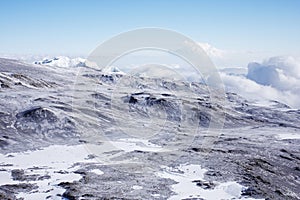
[0,58,299,200]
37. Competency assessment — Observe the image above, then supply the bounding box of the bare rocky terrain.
[0,58,299,200]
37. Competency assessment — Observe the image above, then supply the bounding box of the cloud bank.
[221,56,300,108]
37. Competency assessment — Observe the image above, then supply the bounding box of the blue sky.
[0,0,300,66]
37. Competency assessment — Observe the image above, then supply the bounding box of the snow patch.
[101,65,125,75]
[132,185,143,190]
[90,169,104,175]
[34,56,86,68]
[157,164,263,200]
[0,145,97,200]
[110,138,163,153]
[276,133,300,140]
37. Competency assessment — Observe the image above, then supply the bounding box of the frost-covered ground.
[0,58,299,200]
[0,142,264,200]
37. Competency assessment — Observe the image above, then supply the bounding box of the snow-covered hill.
[0,58,299,200]
[34,56,86,68]
[33,56,127,76]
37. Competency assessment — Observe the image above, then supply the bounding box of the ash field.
[0,58,299,200]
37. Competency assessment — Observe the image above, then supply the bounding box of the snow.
[157,164,264,200]
[0,171,14,185]
[31,55,300,108]
[151,193,161,197]
[0,145,98,200]
[110,138,163,152]
[33,56,127,75]
[34,56,86,68]
[101,65,125,75]
[90,169,104,175]
[132,185,143,190]
[276,133,300,140]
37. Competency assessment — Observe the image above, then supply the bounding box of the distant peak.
[34,56,86,68]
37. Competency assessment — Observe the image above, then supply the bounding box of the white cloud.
[221,56,300,108]
[247,56,300,93]
[198,42,226,59]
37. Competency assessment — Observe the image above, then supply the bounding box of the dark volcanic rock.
[192,180,215,189]
[0,183,37,197]
[14,106,77,139]
[16,106,58,123]
[11,169,51,182]
[0,190,17,200]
